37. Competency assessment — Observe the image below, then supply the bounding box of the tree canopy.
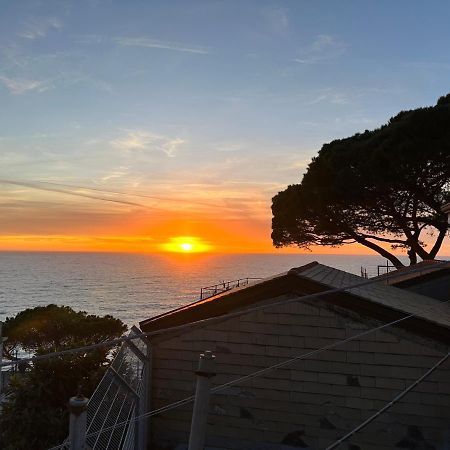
[2,304,125,359]
[0,304,126,450]
[272,94,450,267]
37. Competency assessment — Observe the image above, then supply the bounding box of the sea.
[0,252,411,327]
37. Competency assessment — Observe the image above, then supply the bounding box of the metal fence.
[57,326,150,450]
[200,277,262,299]
[377,259,397,276]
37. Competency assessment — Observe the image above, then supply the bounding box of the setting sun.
[160,236,211,253]
[180,242,193,252]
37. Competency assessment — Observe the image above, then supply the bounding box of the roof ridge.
[287,261,319,275]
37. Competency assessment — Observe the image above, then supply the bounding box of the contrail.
[33,180,224,208]
[0,179,161,210]
[0,178,231,209]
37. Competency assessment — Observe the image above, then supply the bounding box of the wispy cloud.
[0,179,146,208]
[0,178,236,211]
[213,141,248,153]
[0,43,113,95]
[111,130,185,157]
[308,88,349,105]
[262,6,289,35]
[0,235,156,246]
[20,17,63,40]
[114,37,209,54]
[74,34,210,55]
[100,167,129,183]
[73,34,108,45]
[293,34,346,64]
[0,75,49,94]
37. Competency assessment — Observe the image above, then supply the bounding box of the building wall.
[148,295,450,450]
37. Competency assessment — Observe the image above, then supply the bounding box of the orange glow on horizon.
[4,182,433,255]
[0,233,441,257]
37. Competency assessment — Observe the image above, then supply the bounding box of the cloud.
[0,75,49,94]
[100,168,129,183]
[114,37,209,54]
[73,34,108,45]
[0,179,147,208]
[293,34,346,64]
[0,235,156,244]
[213,141,248,153]
[111,130,185,157]
[74,35,210,56]
[20,17,63,40]
[262,6,289,35]
[0,46,99,95]
[308,88,349,105]
[0,179,241,218]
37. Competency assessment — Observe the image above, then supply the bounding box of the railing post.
[0,321,7,394]
[188,351,216,450]
[0,321,3,394]
[135,342,151,450]
[69,394,89,450]
[141,341,151,450]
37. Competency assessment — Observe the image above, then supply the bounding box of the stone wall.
[148,294,450,450]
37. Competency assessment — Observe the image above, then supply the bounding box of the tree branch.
[359,234,407,245]
[429,227,448,259]
[385,201,431,261]
[349,232,405,268]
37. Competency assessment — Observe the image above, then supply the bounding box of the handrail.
[200,277,262,300]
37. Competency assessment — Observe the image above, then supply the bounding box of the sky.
[1,0,450,254]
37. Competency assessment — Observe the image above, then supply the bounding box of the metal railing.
[56,326,150,450]
[31,261,450,449]
[377,260,397,276]
[200,277,262,300]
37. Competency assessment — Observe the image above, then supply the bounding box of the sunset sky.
[1,1,450,254]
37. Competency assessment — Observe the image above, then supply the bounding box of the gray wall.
[148,295,450,450]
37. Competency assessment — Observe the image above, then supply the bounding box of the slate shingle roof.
[371,260,450,285]
[292,262,450,330]
[140,261,450,341]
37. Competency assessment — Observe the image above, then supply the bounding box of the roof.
[139,268,301,332]
[140,261,450,344]
[292,262,450,330]
[371,260,450,286]
[442,202,450,213]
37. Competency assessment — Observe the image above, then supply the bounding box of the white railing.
[200,277,262,299]
[55,326,150,450]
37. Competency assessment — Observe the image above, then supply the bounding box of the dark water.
[0,252,409,326]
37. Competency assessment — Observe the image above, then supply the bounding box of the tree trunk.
[407,248,417,265]
[429,228,447,259]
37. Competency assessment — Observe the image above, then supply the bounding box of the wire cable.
[47,300,449,450]
[3,259,448,369]
[325,350,450,450]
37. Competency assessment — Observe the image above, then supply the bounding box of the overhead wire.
[325,350,450,450]
[48,296,450,450]
[2,259,448,370]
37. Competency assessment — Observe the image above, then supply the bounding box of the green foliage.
[2,304,126,359]
[0,305,126,450]
[272,95,450,267]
